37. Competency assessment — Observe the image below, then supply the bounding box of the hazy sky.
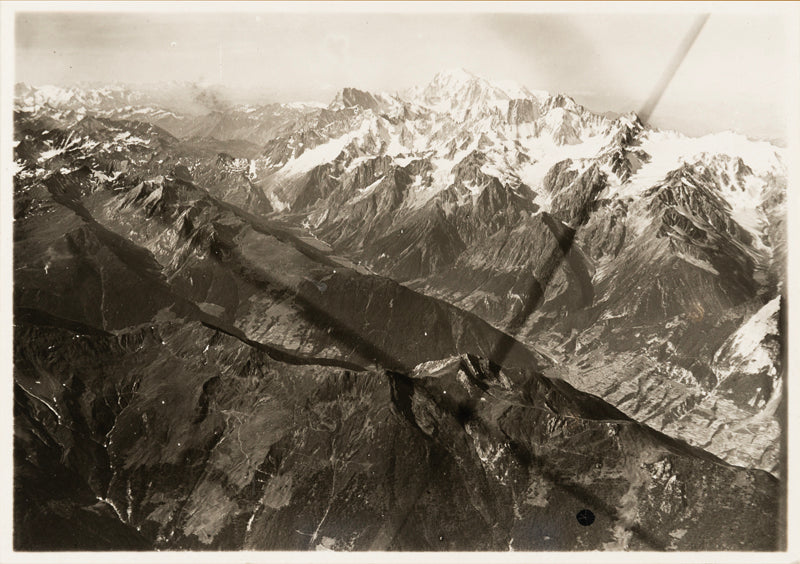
[14,9,792,142]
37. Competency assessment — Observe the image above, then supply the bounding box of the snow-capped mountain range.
[14,68,787,476]
[11,68,787,551]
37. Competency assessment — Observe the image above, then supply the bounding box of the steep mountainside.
[15,321,781,551]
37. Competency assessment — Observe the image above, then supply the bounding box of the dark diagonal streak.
[638,14,710,125]
[491,12,711,368]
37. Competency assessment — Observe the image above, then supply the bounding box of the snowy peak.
[411,69,546,119]
[424,68,544,101]
[431,67,478,85]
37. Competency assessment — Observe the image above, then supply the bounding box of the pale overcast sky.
[14,8,792,142]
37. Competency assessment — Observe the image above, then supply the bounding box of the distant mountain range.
[12,69,786,551]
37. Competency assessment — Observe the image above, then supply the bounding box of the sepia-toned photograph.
[1,1,797,559]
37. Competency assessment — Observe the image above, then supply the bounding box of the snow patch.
[349,174,385,203]
[277,116,380,177]
[713,297,780,383]
[676,252,720,275]
[39,146,66,161]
